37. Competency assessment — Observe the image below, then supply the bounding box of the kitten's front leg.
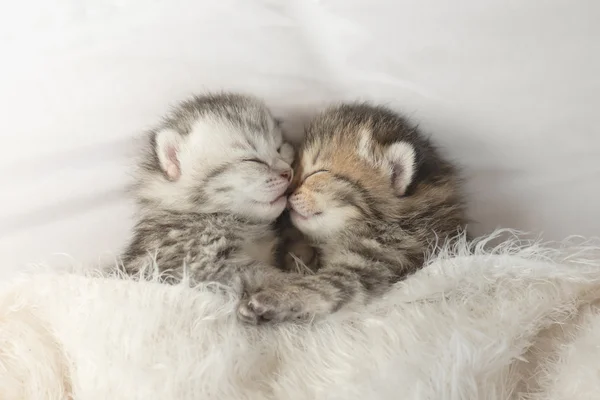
[237,287,307,324]
[234,265,309,324]
[237,257,399,324]
[237,282,330,324]
[237,269,373,324]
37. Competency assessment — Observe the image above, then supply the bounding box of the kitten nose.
[280,169,293,182]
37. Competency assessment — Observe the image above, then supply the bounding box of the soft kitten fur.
[120,93,296,289]
[237,103,467,324]
[275,210,320,274]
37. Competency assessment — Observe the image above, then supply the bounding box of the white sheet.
[0,0,599,276]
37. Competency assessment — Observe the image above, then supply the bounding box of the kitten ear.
[384,142,416,196]
[155,128,183,181]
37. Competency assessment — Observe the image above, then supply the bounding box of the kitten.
[120,92,296,290]
[237,103,467,324]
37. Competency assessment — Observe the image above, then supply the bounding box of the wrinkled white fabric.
[0,0,598,277]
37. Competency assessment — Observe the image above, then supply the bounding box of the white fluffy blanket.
[2,233,600,400]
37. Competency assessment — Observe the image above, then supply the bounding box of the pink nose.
[280,169,293,182]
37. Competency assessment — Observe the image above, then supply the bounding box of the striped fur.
[120,93,295,288]
[237,103,467,324]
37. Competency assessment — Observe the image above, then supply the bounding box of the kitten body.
[122,211,277,284]
[121,93,294,288]
[237,103,467,323]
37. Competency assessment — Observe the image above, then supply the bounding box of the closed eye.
[242,158,268,166]
[300,169,329,183]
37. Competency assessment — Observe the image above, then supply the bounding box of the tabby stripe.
[205,163,233,182]
[343,263,390,293]
[215,246,236,261]
[318,269,360,310]
[311,147,322,164]
[331,173,384,220]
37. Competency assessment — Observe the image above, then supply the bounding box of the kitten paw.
[237,290,308,325]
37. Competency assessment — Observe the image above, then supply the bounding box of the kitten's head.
[135,93,295,221]
[289,103,462,240]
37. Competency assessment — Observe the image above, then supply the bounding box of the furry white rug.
[2,232,600,400]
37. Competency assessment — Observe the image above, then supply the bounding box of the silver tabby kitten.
[120,93,295,290]
[237,103,467,324]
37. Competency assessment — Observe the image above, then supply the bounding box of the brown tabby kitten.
[237,103,467,324]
